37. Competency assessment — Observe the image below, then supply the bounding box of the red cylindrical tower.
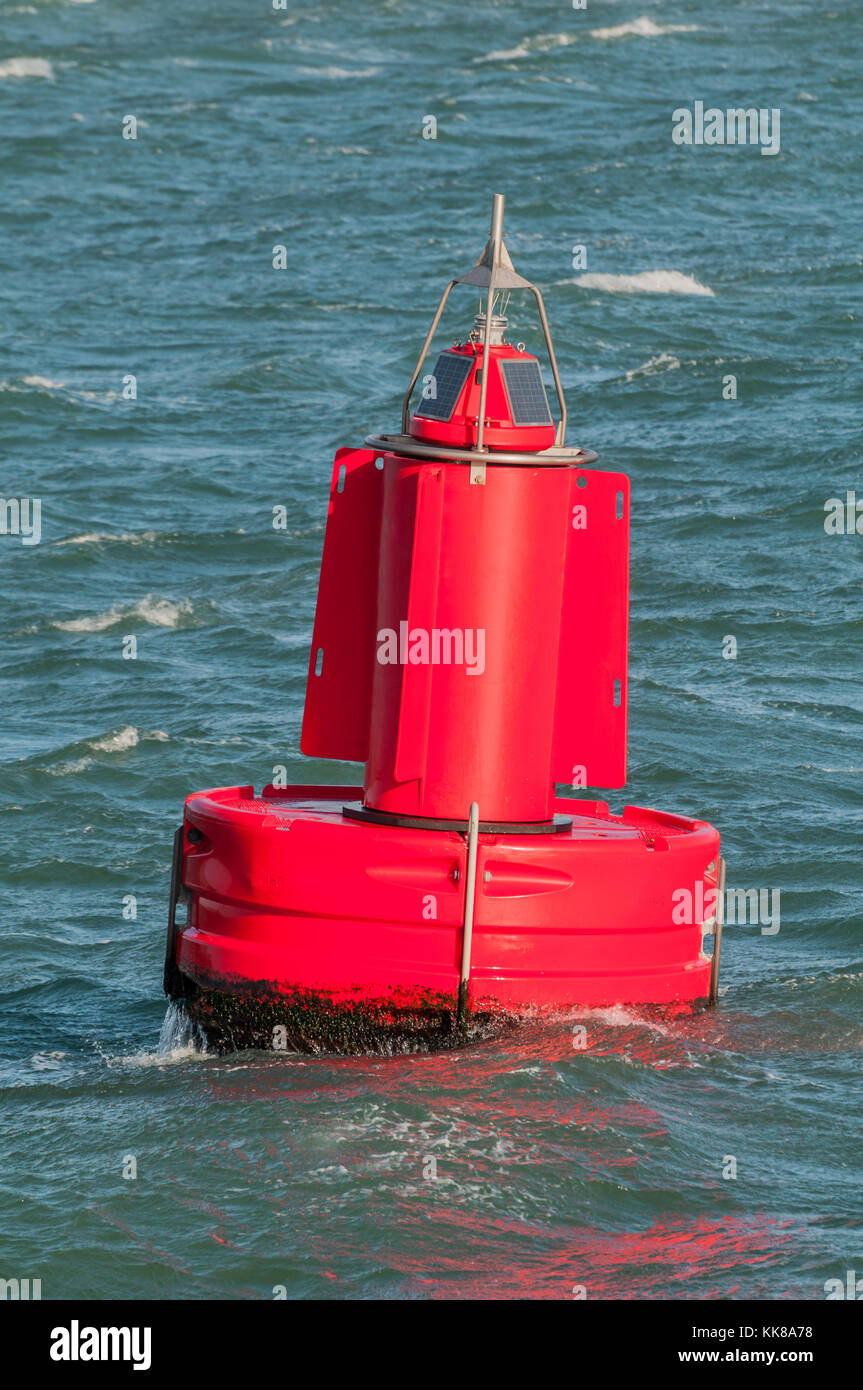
[364,455,572,822]
[301,193,628,827]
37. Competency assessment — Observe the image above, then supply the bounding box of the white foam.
[474,33,578,63]
[155,1003,207,1059]
[15,376,123,404]
[87,725,167,753]
[51,609,120,633]
[90,726,141,753]
[624,352,682,379]
[570,1004,677,1037]
[0,57,54,80]
[49,757,93,776]
[591,17,699,40]
[52,596,193,632]
[42,727,169,776]
[572,270,714,297]
[23,375,65,389]
[53,530,161,547]
[475,43,531,62]
[297,66,380,79]
[109,1005,208,1066]
[31,1051,66,1071]
[534,32,579,51]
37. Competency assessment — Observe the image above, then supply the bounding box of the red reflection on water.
[346,1210,800,1300]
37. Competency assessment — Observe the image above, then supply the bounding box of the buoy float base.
[166,783,721,1053]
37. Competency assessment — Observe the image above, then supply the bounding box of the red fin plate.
[552,470,629,789]
[300,448,383,762]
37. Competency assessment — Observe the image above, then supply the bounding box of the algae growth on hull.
[182,977,515,1056]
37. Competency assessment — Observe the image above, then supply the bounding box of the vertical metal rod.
[488,191,504,247]
[401,280,458,433]
[530,286,567,447]
[164,825,186,999]
[709,856,726,1006]
[457,802,480,1028]
[475,194,504,460]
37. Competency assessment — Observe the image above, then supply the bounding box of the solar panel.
[499,358,553,426]
[414,352,473,422]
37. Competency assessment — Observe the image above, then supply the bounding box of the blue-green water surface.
[1,0,861,1299]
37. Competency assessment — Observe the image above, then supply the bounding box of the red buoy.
[165,195,724,1053]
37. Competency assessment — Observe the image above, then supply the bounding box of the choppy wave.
[570,270,715,296]
[474,32,579,63]
[53,530,163,547]
[472,17,704,65]
[296,66,381,80]
[1,375,117,402]
[51,597,194,632]
[590,17,700,41]
[88,725,168,753]
[143,1003,208,1062]
[0,57,54,80]
[23,375,66,389]
[623,352,682,379]
[95,1006,208,1068]
[38,726,170,775]
[31,1051,67,1072]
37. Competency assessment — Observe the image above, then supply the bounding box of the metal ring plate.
[364,434,598,469]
